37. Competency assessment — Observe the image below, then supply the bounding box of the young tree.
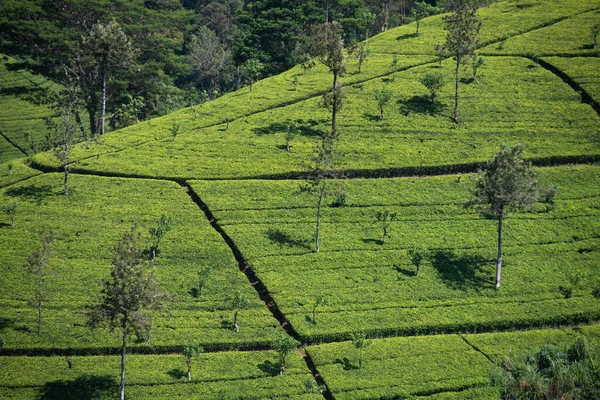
[591,23,600,50]
[311,295,327,324]
[7,161,14,176]
[1,202,17,228]
[419,72,447,106]
[351,332,371,369]
[231,292,250,333]
[27,230,53,334]
[408,247,429,276]
[283,120,299,152]
[307,22,346,139]
[374,210,397,245]
[149,215,174,261]
[242,59,264,92]
[434,43,450,67]
[88,228,168,400]
[469,145,540,288]
[442,0,481,123]
[170,120,181,141]
[374,87,393,120]
[471,55,486,83]
[412,1,443,36]
[79,20,134,135]
[182,344,204,381]
[50,107,79,197]
[352,44,370,74]
[273,334,299,375]
[196,265,213,297]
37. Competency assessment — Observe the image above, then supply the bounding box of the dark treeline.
[0,0,441,134]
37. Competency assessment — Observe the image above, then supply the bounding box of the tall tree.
[442,0,481,123]
[469,145,540,288]
[88,228,168,400]
[27,230,53,334]
[189,26,231,96]
[78,20,134,135]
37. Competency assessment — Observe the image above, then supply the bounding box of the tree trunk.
[63,164,69,196]
[37,274,42,334]
[380,106,384,120]
[331,73,338,138]
[187,361,191,380]
[151,246,156,261]
[120,329,127,400]
[233,310,239,333]
[101,57,107,135]
[315,181,326,253]
[496,207,503,289]
[416,21,420,36]
[453,55,460,123]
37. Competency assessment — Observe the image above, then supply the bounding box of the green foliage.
[231,292,251,333]
[149,214,174,260]
[196,265,213,298]
[351,44,371,74]
[471,55,486,83]
[351,332,372,369]
[491,335,600,399]
[182,343,204,380]
[273,334,299,374]
[242,59,264,92]
[27,229,53,334]
[374,210,397,245]
[412,1,443,36]
[407,246,429,276]
[373,86,393,120]
[419,71,447,105]
[1,201,17,227]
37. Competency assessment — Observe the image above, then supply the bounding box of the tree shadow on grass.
[398,96,444,116]
[361,238,383,246]
[253,119,324,137]
[4,184,55,204]
[334,357,358,371]
[393,264,416,277]
[258,360,280,376]
[396,32,418,41]
[265,228,311,250]
[167,369,187,380]
[430,250,492,291]
[40,375,117,400]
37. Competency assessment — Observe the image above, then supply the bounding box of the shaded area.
[398,95,445,115]
[394,264,416,277]
[4,184,55,204]
[396,32,418,41]
[430,250,491,291]
[40,375,117,400]
[265,228,311,250]
[167,368,187,380]
[334,357,358,371]
[253,119,324,137]
[258,360,280,376]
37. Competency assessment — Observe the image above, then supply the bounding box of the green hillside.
[1,0,599,398]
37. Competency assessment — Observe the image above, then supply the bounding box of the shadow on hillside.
[265,228,311,250]
[398,95,444,116]
[167,368,187,380]
[396,33,418,41]
[393,264,416,277]
[253,119,323,137]
[40,375,117,400]
[334,357,359,371]
[4,184,54,204]
[258,360,280,376]
[430,250,492,291]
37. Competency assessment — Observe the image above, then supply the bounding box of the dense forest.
[0,0,451,136]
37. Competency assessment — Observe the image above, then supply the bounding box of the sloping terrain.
[1,0,599,398]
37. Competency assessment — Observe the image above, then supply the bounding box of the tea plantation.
[1,0,599,398]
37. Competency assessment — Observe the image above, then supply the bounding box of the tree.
[196,265,213,297]
[374,87,393,120]
[408,247,428,276]
[182,344,204,381]
[170,120,181,142]
[231,292,250,333]
[469,145,540,288]
[471,55,486,83]
[442,0,481,123]
[352,44,371,74]
[273,335,299,375]
[88,228,168,400]
[592,23,600,50]
[189,26,231,97]
[351,332,371,369]
[27,230,53,334]
[149,215,174,261]
[311,295,327,324]
[307,22,346,139]
[242,59,264,92]
[374,210,397,245]
[412,1,442,36]
[1,202,17,228]
[48,101,80,197]
[433,43,450,67]
[284,121,299,152]
[419,72,446,106]
[79,20,134,135]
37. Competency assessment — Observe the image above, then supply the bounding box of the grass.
[543,56,600,103]
[0,349,316,399]
[0,173,280,352]
[307,325,600,399]
[193,165,600,341]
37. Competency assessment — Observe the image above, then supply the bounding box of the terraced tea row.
[193,165,600,342]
